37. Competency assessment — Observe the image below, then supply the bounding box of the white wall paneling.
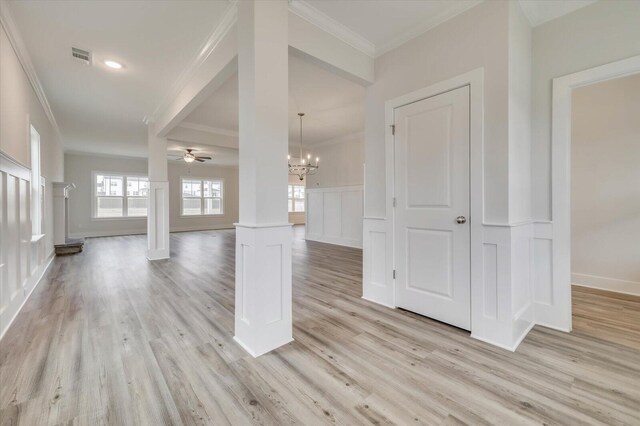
[0,153,54,340]
[234,224,293,357]
[147,181,170,260]
[305,185,363,248]
[362,217,393,307]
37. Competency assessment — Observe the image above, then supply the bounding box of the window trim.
[288,183,306,213]
[91,171,149,220]
[179,176,225,218]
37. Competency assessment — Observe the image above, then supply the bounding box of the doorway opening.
[551,55,640,331]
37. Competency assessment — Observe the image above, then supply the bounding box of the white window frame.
[92,171,149,220]
[30,125,42,236]
[288,184,306,213]
[179,176,224,217]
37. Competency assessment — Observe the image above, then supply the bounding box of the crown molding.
[0,1,62,143]
[177,121,239,138]
[148,0,238,123]
[288,0,375,58]
[375,1,483,57]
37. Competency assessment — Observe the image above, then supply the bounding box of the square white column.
[235,0,292,357]
[147,125,170,260]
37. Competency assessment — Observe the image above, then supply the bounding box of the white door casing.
[393,85,471,330]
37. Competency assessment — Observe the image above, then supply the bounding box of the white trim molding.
[550,54,640,331]
[0,2,62,144]
[148,0,239,124]
[572,274,640,297]
[288,0,375,57]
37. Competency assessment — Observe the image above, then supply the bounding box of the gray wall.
[531,0,640,220]
[571,73,640,286]
[65,153,239,237]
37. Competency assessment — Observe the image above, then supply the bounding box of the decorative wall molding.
[0,155,55,340]
[234,223,293,357]
[288,0,375,58]
[306,185,363,248]
[148,0,239,124]
[0,4,62,144]
[362,217,393,307]
[0,151,31,181]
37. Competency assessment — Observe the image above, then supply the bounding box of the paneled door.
[393,85,471,330]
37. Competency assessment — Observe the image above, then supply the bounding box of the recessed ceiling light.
[104,60,123,69]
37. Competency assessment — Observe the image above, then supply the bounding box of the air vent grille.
[71,47,92,65]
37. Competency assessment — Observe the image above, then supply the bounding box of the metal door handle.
[456,216,466,224]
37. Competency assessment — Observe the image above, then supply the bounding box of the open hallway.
[1,227,639,425]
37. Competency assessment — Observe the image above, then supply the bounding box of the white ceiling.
[8,0,600,162]
[8,0,232,158]
[183,54,365,147]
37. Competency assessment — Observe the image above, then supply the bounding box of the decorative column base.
[234,223,293,357]
[147,181,170,260]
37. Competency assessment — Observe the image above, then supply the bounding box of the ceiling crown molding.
[288,0,376,58]
[177,121,239,138]
[375,0,483,57]
[0,0,62,143]
[148,0,238,124]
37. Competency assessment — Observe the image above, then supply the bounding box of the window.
[181,178,223,216]
[30,125,42,235]
[94,173,148,218]
[288,184,305,213]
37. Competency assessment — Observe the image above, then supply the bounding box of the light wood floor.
[1,227,639,425]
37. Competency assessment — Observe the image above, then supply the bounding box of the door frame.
[384,68,484,333]
[550,54,640,331]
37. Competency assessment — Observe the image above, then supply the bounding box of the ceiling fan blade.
[197,156,212,160]
[195,158,205,162]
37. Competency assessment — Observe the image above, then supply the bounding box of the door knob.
[456,216,466,224]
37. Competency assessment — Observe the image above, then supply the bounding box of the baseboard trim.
[170,224,235,233]
[71,224,237,239]
[361,296,395,309]
[305,234,363,249]
[572,273,640,296]
[0,251,55,342]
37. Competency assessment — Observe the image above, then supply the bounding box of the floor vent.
[71,47,92,65]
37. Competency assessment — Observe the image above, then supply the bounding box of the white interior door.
[393,85,471,330]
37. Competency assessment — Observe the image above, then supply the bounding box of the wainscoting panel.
[0,153,54,340]
[305,186,363,248]
[362,217,393,307]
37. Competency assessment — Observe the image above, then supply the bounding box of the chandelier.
[288,112,319,181]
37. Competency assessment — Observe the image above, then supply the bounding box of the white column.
[234,0,292,357]
[147,124,170,260]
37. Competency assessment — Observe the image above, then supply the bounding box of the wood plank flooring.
[1,226,639,425]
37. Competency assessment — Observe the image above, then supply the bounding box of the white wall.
[532,1,640,221]
[0,23,64,339]
[65,153,238,237]
[303,135,364,247]
[571,73,640,294]
[305,133,364,189]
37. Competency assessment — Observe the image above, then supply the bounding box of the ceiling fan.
[177,148,211,163]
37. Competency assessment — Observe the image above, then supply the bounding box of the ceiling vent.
[71,47,92,65]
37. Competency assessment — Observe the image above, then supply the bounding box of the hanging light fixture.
[288,112,319,181]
